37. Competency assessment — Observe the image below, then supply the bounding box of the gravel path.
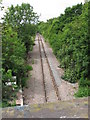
[23,37,45,105]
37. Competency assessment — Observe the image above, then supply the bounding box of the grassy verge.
[75,86,89,97]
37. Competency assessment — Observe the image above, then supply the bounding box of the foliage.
[38,2,89,97]
[4,3,38,26]
[18,23,37,53]
[2,3,38,107]
[2,26,26,84]
[3,3,38,54]
[75,86,89,97]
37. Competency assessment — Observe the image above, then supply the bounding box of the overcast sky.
[1,0,84,22]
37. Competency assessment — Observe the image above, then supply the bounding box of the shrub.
[38,2,89,97]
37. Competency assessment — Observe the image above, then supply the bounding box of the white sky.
[0,0,84,22]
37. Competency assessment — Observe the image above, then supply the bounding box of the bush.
[2,3,38,107]
[75,86,89,97]
[38,2,89,97]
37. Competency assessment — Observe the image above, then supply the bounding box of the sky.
[0,0,84,22]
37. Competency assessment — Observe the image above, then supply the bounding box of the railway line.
[37,34,60,103]
[23,34,61,105]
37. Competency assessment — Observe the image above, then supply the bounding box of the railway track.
[38,35,47,102]
[23,34,61,105]
[38,34,60,103]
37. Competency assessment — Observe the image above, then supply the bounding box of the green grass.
[26,65,33,71]
[75,86,89,97]
[75,78,90,97]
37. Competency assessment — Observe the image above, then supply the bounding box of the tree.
[2,3,37,107]
[3,3,39,53]
[38,2,89,97]
[4,3,39,28]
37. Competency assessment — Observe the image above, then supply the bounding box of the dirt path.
[23,36,45,105]
[23,34,78,105]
